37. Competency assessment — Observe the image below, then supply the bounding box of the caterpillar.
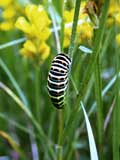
[47,53,71,109]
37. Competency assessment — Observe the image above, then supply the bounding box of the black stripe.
[48,90,64,97]
[58,53,71,63]
[48,81,68,89]
[52,59,69,69]
[52,62,68,70]
[48,75,67,83]
[51,97,64,103]
[52,102,64,109]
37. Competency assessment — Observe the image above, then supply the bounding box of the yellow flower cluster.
[63,2,93,48]
[15,4,51,64]
[108,1,120,25]
[0,0,24,31]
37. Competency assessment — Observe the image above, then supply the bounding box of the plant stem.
[94,55,103,159]
[57,110,64,160]
[49,5,61,53]
[68,0,81,58]
[76,0,110,102]
[0,38,26,50]
[60,0,64,51]
[113,26,120,160]
[35,66,41,123]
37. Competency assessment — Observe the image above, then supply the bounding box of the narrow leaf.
[80,101,99,160]
[79,45,92,54]
[0,131,25,158]
[52,0,64,17]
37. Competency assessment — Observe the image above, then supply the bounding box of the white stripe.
[51,65,67,73]
[48,77,68,85]
[47,85,67,92]
[49,94,64,99]
[53,59,69,68]
[49,72,68,79]
[55,55,71,65]
[52,62,68,71]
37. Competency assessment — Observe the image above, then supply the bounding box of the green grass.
[0,0,120,159]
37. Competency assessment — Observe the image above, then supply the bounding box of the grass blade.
[68,0,81,58]
[0,58,28,106]
[94,55,103,158]
[0,82,56,160]
[113,26,120,160]
[80,101,99,160]
[76,0,110,103]
[0,38,26,50]
[0,130,26,159]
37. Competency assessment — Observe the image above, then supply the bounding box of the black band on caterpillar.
[47,53,71,109]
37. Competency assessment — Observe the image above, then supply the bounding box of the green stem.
[60,0,64,51]
[49,5,61,53]
[76,0,110,102]
[0,58,28,107]
[94,55,103,159]
[68,0,81,58]
[57,110,64,160]
[0,38,26,50]
[35,66,41,122]
[113,26,120,160]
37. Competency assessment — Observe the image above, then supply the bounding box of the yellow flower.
[116,34,120,46]
[77,22,93,42]
[0,0,24,31]
[0,0,12,7]
[63,1,93,48]
[15,17,31,34]
[116,13,120,25]
[20,40,37,58]
[20,40,50,63]
[15,4,51,64]
[2,5,16,19]
[0,21,13,30]
[24,40,37,53]
[64,9,74,22]
[63,28,71,48]
[108,1,120,25]
[15,4,51,41]
[38,42,50,61]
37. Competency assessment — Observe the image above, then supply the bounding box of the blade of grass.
[52,0,63,17]
[49,4,61,53]
[113,27,120,160]
[0,82,56,160]
[94,55,103,158]
[0,82,32,118]
[76,0,110,105]
[79,72,120,133]
[0,131,26,159]
[80,101,99,160]
[68,0,81,58]
[0,58,28,107]
[0,38,26,50]
[35,66,41,123]
[0,113,31,135]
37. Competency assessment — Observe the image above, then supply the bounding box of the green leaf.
[80,101,99,160]
[52,0,64,16]
[0,58,28,107]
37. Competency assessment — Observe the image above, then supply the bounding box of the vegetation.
[0,0,120,159]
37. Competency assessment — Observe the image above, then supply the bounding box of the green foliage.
[0,0,120,159]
